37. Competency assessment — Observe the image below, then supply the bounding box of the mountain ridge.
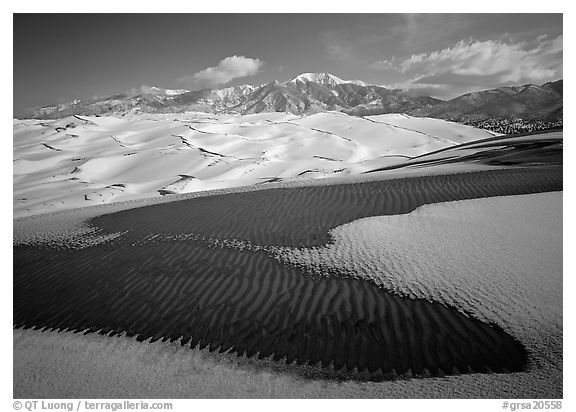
[16,73,563,122]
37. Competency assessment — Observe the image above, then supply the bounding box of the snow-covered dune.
[13,112,497,217]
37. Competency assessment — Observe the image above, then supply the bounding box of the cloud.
[372,34,563,99]
[180,55,264,88]
[126,85,164,96]
[368,57,397,71]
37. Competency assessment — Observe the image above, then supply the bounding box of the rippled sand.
[14,165,561,397]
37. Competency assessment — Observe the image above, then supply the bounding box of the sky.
[13,13,562,112]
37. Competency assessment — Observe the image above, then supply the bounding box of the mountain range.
[17,73,563,122]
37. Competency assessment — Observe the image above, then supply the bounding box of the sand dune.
[13,115,562,397]
[13,112,497,217]
[14,167,561,383]
[13,190,562,399]
[367,113,498,144]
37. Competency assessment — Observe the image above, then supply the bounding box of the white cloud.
[182,55,264,88]
[367,56,397,71]
[371,35,563,98]
[126,85,164,96]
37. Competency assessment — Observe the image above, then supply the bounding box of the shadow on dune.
[365,130,562,173]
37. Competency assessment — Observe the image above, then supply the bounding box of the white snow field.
[13,112,496,217]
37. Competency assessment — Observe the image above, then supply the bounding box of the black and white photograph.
[10,7,566,406]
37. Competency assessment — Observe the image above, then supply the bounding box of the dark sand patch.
[15,240,527,379]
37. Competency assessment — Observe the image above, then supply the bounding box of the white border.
[5,4,571,410]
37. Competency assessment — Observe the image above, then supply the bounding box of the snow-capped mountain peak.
[288,72,372,88]
[289,72,348,86]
